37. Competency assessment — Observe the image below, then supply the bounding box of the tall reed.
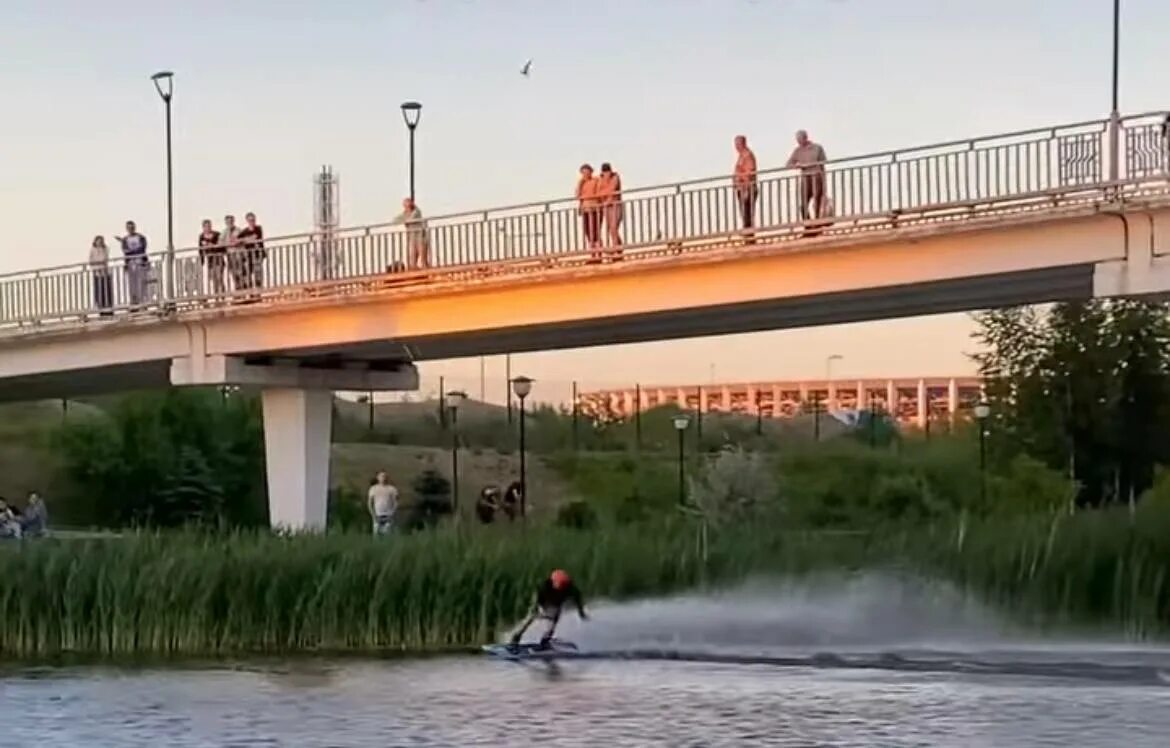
[5,505,1170,659]
[0,521,777,658]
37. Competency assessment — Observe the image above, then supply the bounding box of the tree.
[972,300,1170,506]
[54,389,267,528]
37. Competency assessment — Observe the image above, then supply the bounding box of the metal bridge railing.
[1,111,1168,332]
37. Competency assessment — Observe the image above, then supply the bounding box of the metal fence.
[2,111,1168,331]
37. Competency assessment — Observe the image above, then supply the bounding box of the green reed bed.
[5,506,1170,659]
[0,521,759,658]
[902,504,1170,635]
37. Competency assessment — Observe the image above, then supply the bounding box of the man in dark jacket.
[510,569,588,651]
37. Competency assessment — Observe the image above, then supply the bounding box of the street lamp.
[672,414,691,505]
[150,70,175,303]
[510,375,533,517]
[1108,0,1121,180]
[400,101,422,202]
[974,399,991,505]
[445,390,467,513]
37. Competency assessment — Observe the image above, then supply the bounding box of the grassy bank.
[0,521,776,658]
[5,503,1170,659]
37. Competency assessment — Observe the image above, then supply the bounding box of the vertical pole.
[869,403,877,447]
[164,97,175,303]
[978,422,987,506]
[677,428,686,505]
[438,375,446,428]
[1108,0,1121,181]
[755,389,763,435]
[635,384,643,443]
[367,391,374,432]
[519,397,527,517]
[696,400,704,452]
[506,354,513,424]
[813,393,821,442]
[451,408,459,513]
[571,380,580,451]
[479,357,486,402]
[408,127,417,202]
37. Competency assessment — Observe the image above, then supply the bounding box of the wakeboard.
[482,639,579,660]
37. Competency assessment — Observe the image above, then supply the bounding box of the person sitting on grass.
[509,569,588,652]
[0,498,22,540]
[20,491,48,538]
[476,486,500,524]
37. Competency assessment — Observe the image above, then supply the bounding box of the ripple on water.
[4,655,1170,747]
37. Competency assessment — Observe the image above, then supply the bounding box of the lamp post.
[1108,0,1121,181]
[974,399,991,505]
[672,414,690,505]
[150,71,175,303]
[755,389,763,436]
[400,101,422,202]
[445,390,467,513]
[511,375,533,517]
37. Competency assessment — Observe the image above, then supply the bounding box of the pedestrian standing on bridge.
[598,163,623,259]
[392,198,430,270]
[114,221,149,311]
[198,219,226,297]
[577,164,603,261]
[239,212,266,295]
[786,130,827,222]
[733,135,759,240]
[222,215,244,293]
[88,235,113,317]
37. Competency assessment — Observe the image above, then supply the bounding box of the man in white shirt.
[368,471,399,536]
[391,198,429,270]
[786,130,828,222]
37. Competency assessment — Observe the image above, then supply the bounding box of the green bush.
[52,389,267,528]
[555,500,599,530]
[402,469,452,531]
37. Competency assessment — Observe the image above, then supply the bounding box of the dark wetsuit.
[535,579,586,619]
[511,579,587,646]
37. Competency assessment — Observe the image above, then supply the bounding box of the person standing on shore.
[368,471,399,536]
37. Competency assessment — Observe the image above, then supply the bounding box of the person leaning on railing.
[114,220,149,311]
[239,212,266,294]
[392,197,430,270]
[598,163,624,259]
[222,214,246,292]
[198,219,226,297]
[733,135,759,239]
[577,163,603,261]
[88,235,113,317]
[786,130,827,222]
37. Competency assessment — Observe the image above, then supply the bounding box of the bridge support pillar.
[262,388,332,532]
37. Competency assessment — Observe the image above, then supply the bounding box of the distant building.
[578,376,983,428]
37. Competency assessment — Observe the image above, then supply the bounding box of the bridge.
[2,110,1168,528]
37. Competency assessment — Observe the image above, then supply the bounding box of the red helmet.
[550,569,571,589]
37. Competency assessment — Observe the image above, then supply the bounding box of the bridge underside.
[394,263,1096,360]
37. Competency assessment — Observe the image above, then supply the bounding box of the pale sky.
[2,0,1167,403]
